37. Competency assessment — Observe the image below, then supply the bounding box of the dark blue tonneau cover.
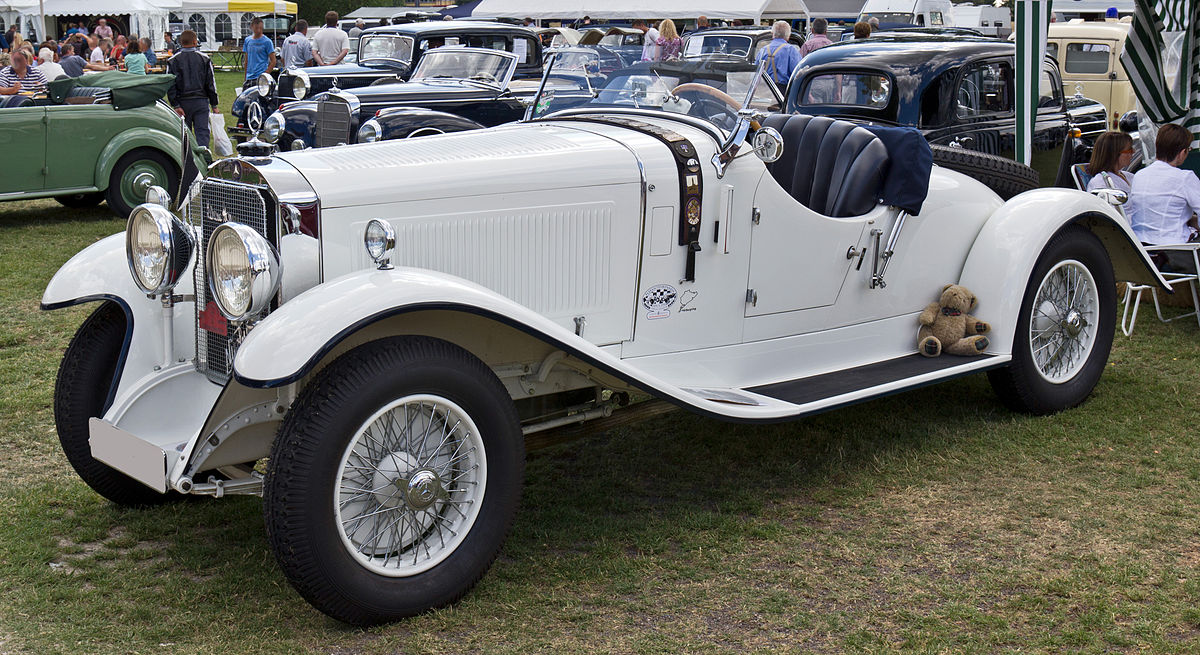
[862,124,932,215]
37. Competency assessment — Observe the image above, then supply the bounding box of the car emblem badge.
[642,284,677,320]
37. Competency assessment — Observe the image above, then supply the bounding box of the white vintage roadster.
[43,58,1164,625]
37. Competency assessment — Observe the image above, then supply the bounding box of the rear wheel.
[988,225,1115,414]
[931,144,1040,199]
[105,148,179,218]
[54,301,171,505]
[264,336,523,625]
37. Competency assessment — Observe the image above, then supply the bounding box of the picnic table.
[207,50,244,71]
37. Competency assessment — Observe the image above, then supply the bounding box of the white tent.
[176,0,296,50]
[470,0,815,21]
[16,0,173,43]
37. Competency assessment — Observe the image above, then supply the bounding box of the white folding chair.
[1120,243,1200,336]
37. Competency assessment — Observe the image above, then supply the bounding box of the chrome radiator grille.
[193,179,270,383]
[315,96,353,147]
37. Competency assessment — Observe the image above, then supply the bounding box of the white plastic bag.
[210,112,234,157]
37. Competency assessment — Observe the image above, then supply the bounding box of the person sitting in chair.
[1085,131,1134,195]
[1127,123,1200,272]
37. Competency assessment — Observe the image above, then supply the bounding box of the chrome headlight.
[262,112,283,143]
[357,119,382,143]
[125,204,194,295]
[292,69,309,99]
[289,139,308,151]
[206,223,281,321]
[364,219,395,269]
[256,72,275,97]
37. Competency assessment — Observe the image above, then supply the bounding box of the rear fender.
[958,188,1165,354]
[95,128,182,190]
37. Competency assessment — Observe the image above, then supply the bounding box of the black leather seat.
[762,114,890,218]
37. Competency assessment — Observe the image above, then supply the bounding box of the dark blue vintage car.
[230,21,545,141]
[263,47,598,150]
[787,34,1108,195]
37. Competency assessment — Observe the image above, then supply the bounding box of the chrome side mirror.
[751,127,784,163]
[1091,188,1128,206]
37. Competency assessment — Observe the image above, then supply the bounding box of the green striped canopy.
[1121,0,1199,148]
[1015,0,1053,166]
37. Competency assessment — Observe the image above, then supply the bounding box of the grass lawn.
[3,197,1200,654]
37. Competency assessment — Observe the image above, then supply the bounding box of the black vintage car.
[787,35,1108,194]
[263,47,597,150]
[681,26,805,64]
[230,21,545,141]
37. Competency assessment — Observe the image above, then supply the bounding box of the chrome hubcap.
[1029,260,1098,383]
[132,171,156,195]
[335,395,487,577]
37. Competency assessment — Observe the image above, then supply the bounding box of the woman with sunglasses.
[1085,131,1135,195]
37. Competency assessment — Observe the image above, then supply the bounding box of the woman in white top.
[1085,131,1134,196]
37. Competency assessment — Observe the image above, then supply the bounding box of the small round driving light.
[125,204,195,295]
[144,184,171,207]
[290,139,308,151]
[751,126,785,163]
[262,112,283,143]
[357,119,383,143]
[256,72,275,98]
[292,70,309,99]
[364,219,396,269]
[206,222,281,321]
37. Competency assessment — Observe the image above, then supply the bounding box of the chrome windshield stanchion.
[711,59,770,179]
[524,52,557,122]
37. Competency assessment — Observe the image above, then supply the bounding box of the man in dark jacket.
[167,29,219,148]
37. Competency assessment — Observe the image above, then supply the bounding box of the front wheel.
[988,225,1115,414]
[263,337,524,625]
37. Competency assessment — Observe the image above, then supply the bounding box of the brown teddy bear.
[918,284,990,357]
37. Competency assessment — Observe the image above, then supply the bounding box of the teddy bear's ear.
[942,283,954,293]
[970,294,978,307]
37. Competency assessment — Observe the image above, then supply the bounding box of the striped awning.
[1015,0,1053,166]
[1120,0,1199,147]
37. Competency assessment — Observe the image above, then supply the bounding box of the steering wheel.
[670,83,761,131]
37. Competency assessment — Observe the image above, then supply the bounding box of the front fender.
[232,267,789,421]
[96,128,183,190]
[958,188,1165,355]
[375,108,486,139]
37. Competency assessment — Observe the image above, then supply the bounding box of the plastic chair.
[1120,243,1200,336]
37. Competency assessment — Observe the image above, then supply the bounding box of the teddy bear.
[918,284,990,357]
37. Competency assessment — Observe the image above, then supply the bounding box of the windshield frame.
[357,34,416,65]
[409,47,520,89]
[681,33,757,59]
[527,55,780,138]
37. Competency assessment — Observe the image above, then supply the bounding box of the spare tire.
[930,144,1040,200]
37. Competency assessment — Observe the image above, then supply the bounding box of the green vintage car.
[0,72,210,217]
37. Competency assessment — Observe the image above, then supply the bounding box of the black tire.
[987,225,1116,415]
[931,144,1040,200]
[264,336,524,625]
[54,302,171,506]
[55,192,105,209]
[104,148,180,218]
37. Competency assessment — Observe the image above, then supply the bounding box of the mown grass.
[3,198,1200,654]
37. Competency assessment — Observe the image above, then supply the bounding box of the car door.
[930,57,1014,159]
[0,103,47,194]
[44,104,112,192]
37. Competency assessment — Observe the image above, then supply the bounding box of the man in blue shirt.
[242,16,276,89]
[755,21,800,87]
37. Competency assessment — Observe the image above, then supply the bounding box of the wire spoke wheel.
[1028,260,1098,383]
[335,395,487,577]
